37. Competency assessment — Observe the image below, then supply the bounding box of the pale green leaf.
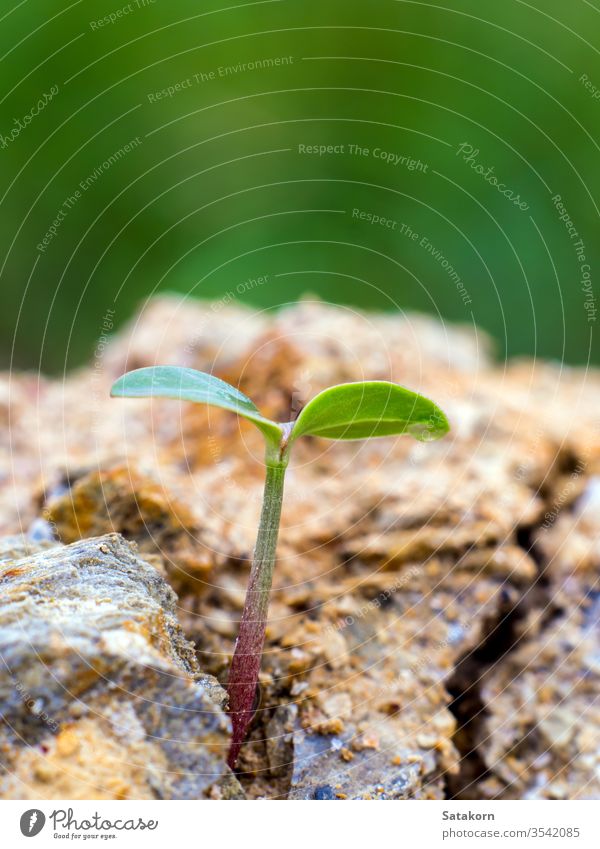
[290,381,449,443]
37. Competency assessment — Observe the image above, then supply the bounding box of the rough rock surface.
[0,533,233,799]
[475,476,600,800]
[1,295,599,799]
[42,464,218,594]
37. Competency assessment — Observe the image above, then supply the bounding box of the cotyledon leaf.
[289,381,450,443]
[110,366,282,444]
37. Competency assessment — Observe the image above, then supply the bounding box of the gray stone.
[0,533,234,800]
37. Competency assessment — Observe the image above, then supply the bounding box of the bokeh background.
[0,0,598,373]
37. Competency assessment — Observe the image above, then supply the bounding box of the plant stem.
[226,460,287,768]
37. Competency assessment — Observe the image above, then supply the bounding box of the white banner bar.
[1,799,598,848]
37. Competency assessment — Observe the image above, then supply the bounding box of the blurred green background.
[0,0,598,372]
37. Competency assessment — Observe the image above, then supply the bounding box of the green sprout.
[111,366,449,768]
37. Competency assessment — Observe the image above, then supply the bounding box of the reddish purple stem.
[226,462,286,768]
[226,578,269,768]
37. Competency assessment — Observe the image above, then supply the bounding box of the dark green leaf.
[110,366,282,443]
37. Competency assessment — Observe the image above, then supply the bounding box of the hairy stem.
[226,460,287,768]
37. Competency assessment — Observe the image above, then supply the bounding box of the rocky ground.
[0,296,599,799]
[0,533,235,800]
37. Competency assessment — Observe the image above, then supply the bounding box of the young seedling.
[111,366,449,768]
